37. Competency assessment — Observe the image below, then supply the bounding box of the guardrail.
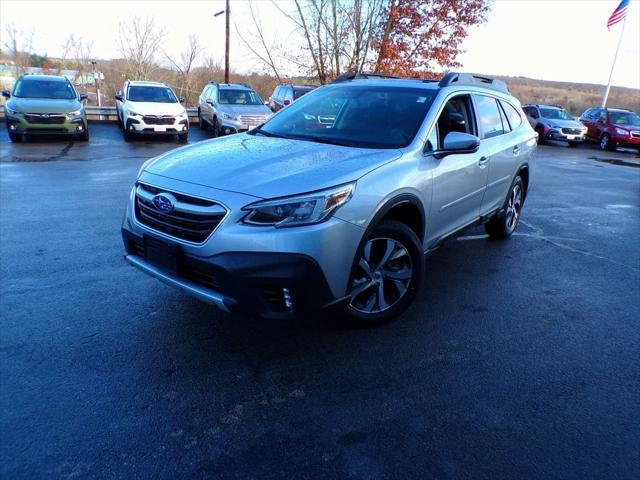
[0,105,200,122]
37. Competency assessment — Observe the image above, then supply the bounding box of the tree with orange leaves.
[373,0,491,77]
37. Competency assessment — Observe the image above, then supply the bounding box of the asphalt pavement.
[1,123,639,479]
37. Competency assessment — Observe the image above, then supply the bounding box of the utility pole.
[601,16,627,108]
[214,1,230,83]
[225,0,230,83]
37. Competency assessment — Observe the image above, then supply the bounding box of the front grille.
[127,239,221,291]
[134,183,227,243]
[561,128,583,135]
[142,115,175,125]
[25,113,66,124]
[631,132,640,139]
[239,115,266,127]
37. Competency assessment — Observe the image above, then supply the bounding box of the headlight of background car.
[222,112,237,121]
[129,111,141,117]
[5,106,20,115]
[68,109,83,116]
[615,128,629,136]
[242,183,355,227]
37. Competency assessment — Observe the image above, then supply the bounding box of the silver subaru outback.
[122,72,536,326]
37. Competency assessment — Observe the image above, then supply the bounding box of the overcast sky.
[1,0,638,88]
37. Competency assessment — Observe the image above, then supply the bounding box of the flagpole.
[601,15,627,108]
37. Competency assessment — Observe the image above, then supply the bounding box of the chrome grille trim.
[133,183,229,244]
[239,115,266,127]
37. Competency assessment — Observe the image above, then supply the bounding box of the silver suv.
[122,72,536,326]
[197,82,272,136]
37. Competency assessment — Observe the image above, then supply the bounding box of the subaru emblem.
[152,193,175,213]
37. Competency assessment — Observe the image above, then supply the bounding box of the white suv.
[115,81,189,143]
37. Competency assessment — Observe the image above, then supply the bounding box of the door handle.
[513,145,521,155]
[478,156,488,166]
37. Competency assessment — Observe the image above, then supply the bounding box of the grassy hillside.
[497,75,640,116]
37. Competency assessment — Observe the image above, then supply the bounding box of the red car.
[268,84,317,112]
[579,107,640,152]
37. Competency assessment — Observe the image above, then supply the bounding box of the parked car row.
[523,103,640,152]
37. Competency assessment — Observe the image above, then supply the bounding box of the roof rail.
[439,72,510,94]
[331,71,400,84]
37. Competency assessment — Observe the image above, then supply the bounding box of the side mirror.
[206,99,214,106]
[284,99,291,106]
[1,89,10,99]
[178,97,185,103]
[79,93,88,101]
[115,93,123,102]
[434,132,480,158]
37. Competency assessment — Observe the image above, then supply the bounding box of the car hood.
[126,101,186,116]
[7,97,81,114]
[144,134,402,199]
[545,118,584,129]
[612,123,640,132]
[217,104,272,117]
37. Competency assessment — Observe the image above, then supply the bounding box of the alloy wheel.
[600,134,609,150]
[349,237,413,314]
[505,183,522,233]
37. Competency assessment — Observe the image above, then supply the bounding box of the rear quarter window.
[500,101,523,130]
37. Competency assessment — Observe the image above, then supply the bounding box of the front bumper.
[126,117,189,135]
[545,128,586,142]
[122,229,345,319]
[611,134,640,149]
[219,117,266,135]
[6,114,87,135]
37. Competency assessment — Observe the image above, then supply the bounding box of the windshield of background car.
[218,89,263,105]
[257,85,435,149]
[127,86,177,103]
[293,88,314,100]
[539,108,574,121]
[609,112,640,126]
[13,79,76,100]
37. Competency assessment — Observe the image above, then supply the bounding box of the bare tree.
[274,0,383,84]
[61,35,94,82]
[165,34,205,104]
[117,17,166,80]
[3,23,34,76]
[236,1,284,82]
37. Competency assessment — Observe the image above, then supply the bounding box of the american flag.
[607,0,630,29]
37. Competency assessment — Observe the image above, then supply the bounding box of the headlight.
[5,106,19,115]
[222,112,237,120]
[242,183,355,227]
[69,109,83,116]
[129,111,141,117]
[615,128,629,136]
[179,111,188,118]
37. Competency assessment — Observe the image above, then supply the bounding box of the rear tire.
[343,220,424,327]
[535,126,546,145]
[485,176,524,240]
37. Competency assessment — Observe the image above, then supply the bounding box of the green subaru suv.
[2,75,89,143]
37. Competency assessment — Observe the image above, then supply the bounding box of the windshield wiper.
[249,127,291,139]
[292,135,354,147]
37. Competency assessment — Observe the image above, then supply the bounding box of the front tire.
[568,141,579,148]
[178,132,188,143]
[8,131,22,143]
[343,220,424,327]
[536,126,546,145]
[485,176,524,240]
[599,133,614,151]
[78,127,89,142]
[212,116,220,137]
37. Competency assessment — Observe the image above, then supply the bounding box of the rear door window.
[473,95,506,139]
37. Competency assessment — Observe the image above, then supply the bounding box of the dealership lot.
[1,124,639,479]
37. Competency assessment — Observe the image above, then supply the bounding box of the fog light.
[9,124,17,130]
[283,288,293,310]
[77,125,84,131]
[224,128,231,134]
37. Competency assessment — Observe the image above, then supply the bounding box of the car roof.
[332,78,440,90]
[128,80,167,87]
[218,83,253,90]
[20,74,68,82]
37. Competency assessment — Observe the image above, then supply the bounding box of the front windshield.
[253,85,435,149]
[13,79,76,100]
[128,86,177,103]
[539,108,574,121]
[609,111,640,126]
[218,89,263,105]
